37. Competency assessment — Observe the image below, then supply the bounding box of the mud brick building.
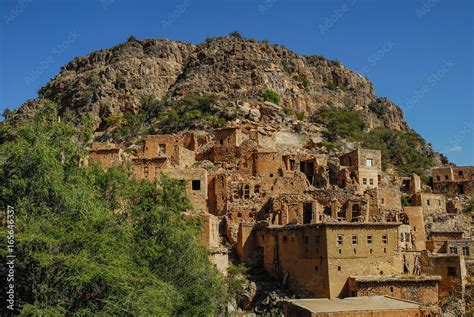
[282,296,437,317]
[432,166,474,196]
[426,231,465,254]
[339,148,381,193]
[87,125,473,314]
[347,275,440,307]
[256,223,404,298]
[412,193,446,215]
[89,142,123,169]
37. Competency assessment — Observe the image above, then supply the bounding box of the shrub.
[282,107,292,116]
[127,35,138,42]
[283,60,296,74]
[369,102,388,117]
[88,75,101,89]
[325,81,338,91]
[298,75,310,89]
[262,90,280,105]
[311,106,365,142]
[296,111,305,121]
[293,122,303,133]
[401,196,410,207]
[229,31,242,38]
[156,94,224,133]
[141,95,165,119]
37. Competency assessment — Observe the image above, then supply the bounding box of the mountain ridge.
[3,33,447,171]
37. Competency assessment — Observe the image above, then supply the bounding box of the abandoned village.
[89,123,473,317]
[3,34,472,316]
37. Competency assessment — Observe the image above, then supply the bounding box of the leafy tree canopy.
[0,101,226,316]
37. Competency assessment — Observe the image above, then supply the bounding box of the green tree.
[311,106,366,142]
[0,100,226,316]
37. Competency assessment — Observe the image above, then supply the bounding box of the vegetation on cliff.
[0,102,227,316]
[311,107,434,179]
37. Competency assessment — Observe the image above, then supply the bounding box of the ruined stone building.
[87,124,473,315]
[432,166,474,197]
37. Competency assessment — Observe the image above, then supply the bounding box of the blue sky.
[0,0,472,165]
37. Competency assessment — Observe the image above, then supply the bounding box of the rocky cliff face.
[27,34,408,132]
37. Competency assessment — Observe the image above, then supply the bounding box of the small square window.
[337,266,342,271]
[337,235,343,245]
[382,235,388,245]
[404,233,410,242]
[369,178,374,185]
[159,144,166,153]
[448,267,456,277]
[305,236,309,244]
[352,235,358,245]
[427,199,430,206]
[315,266,318,271]
[445,175,449,180]
[449,247,458,255]
[462,247,470,256]
[192,180,201,191]
[315,236,321,244]
[366,158,374,167]
[363,178,367,185]
[436,176,441,181]
[367,235,373,244]
[283,236,288,242]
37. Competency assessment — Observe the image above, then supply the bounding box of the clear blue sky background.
[1,0,472,165]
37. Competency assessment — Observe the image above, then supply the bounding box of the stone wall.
[348,276,440,306]
[403,207,426,251]
[412,193,446,215]
[259,223,403,299]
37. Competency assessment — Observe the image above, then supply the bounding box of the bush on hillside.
[262,90,280,105]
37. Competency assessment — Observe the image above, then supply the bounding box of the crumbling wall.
[413,193,446,215]
[160,168,208,212]
[348,277,440,306]
[403,206,427,251]
[89,142,123,169]
[421,253,467,297]
[132,157,169,181]
[432,166,474,197]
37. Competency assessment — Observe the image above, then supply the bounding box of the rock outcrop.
[15,34,408,133]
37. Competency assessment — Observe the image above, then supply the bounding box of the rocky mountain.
[5,33,446,170]
[10,34,405,131]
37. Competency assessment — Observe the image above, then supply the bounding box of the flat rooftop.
[350,275,441,282]
[287,296,420,313]
[265,222,401,232]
